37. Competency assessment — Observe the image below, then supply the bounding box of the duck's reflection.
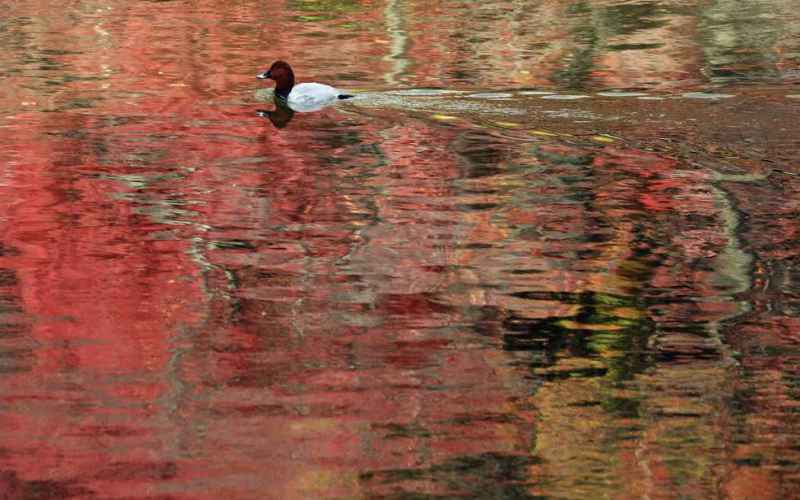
[256,97,295,129]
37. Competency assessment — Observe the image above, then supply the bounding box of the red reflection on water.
[0,63,538,500]
[0,0,798,498]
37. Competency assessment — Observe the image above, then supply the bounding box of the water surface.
[0,0,799,498]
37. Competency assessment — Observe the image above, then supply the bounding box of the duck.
[256,61,353,112]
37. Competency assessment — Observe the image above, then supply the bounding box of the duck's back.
[288,83,341,111]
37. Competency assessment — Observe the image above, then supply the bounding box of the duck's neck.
[274,92,289,106]
[274,73,295,98]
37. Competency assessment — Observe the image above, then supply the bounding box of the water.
[0,0,799,498]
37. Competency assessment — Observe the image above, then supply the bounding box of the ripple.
[540,94,592,100]
[596,91,650,97]
[681,92,735,100]
[386,89,465,96]
[466,92,514,100]
[518,90,558,96]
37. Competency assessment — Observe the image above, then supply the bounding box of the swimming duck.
[257,61,353,112]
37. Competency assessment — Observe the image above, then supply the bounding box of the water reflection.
[0,0,798,498]
[257,100,296,128]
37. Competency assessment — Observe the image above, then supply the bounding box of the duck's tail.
[338,94,355,100]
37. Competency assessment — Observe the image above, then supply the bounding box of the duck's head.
[257,60,295,97]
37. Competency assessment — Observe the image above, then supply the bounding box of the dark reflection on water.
[0,0,799,498]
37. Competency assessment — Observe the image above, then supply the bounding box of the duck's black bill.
[256,70,271,80]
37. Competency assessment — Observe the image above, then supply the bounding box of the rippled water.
[1,0,799,498]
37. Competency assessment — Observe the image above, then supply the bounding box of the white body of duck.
[286,82,344,112]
